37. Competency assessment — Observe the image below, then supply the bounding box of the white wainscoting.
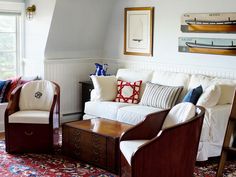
[103,58,236,79]
[44,58,102,122]
[44,57,236,123]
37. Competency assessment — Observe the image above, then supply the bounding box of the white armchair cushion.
[120,140,148,165]
[9,110,50,124]
[19,80,55,111]
[162,102,196,129]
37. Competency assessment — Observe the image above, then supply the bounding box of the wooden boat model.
[185,41,236,55]
[185,18,236,32]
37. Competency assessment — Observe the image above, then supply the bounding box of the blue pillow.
[182,85,203,105]
[0,80,6,90]
[0,80,11,103]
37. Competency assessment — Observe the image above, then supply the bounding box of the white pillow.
[188,74,214,91]
[90,75,117,101]
[217,84,235,105]
[162,102,196,129]
[197,84,221,108]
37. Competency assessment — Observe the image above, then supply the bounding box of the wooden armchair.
[119,103,205,177]
[5,80,60,153]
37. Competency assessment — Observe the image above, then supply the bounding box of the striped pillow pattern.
[140,82,183,109]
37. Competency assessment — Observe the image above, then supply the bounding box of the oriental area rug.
[0,141,235,177]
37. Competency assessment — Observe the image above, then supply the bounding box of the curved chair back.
[19,80,55,111]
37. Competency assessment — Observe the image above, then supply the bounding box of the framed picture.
[124,7,154,56]
[179,37,236,56]
[181,12,236,33]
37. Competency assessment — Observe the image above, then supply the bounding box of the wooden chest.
[62,119,132,174]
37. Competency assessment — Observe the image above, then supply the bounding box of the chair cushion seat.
[120,140,148,165]
[117,105,163,125]
[9,111,50,124]
[84,101,132,121]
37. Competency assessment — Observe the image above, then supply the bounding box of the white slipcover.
[120,140,148,165]
[84,68,234,161]
[9,110,50,124]
[151,71,190,102]
[84,101,132,121]
[0,103,8,131]
[188,74,214,91]
[196,84,221,108]
[197,104,231,161]
[117,105,163,125]
[19,80,55,111]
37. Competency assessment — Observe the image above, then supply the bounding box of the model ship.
[185,17,236,32]
[185,40,236,55]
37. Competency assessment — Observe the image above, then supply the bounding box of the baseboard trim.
[61,112,83,124]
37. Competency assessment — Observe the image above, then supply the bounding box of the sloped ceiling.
[45,0,116,59]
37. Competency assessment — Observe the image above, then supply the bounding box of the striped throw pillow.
[140,82,183,109]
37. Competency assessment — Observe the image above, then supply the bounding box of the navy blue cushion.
[0,80,6,90]
[0,80,11,103]
[182,85,203,105]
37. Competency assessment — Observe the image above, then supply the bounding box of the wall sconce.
[26,5,36,20]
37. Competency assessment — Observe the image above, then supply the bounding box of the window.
[0,14,21,79]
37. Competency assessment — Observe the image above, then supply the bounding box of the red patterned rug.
[0,141,235,177]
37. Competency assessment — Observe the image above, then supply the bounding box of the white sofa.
[0,103,8,132]
[84,69,235,161]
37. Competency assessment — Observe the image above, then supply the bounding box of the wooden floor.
[0,132,5,140]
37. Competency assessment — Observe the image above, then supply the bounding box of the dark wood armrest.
[120,109,169,141]
[131,107,205,175]
[49,82,60,128]
[5,85,23,119]
[52,81,60,114]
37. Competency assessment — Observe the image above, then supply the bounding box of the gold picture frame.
[124,7,154,56]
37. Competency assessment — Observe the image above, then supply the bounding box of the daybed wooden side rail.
[217,90,236,177]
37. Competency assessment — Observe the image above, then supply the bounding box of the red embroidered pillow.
[115,80,142,104]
